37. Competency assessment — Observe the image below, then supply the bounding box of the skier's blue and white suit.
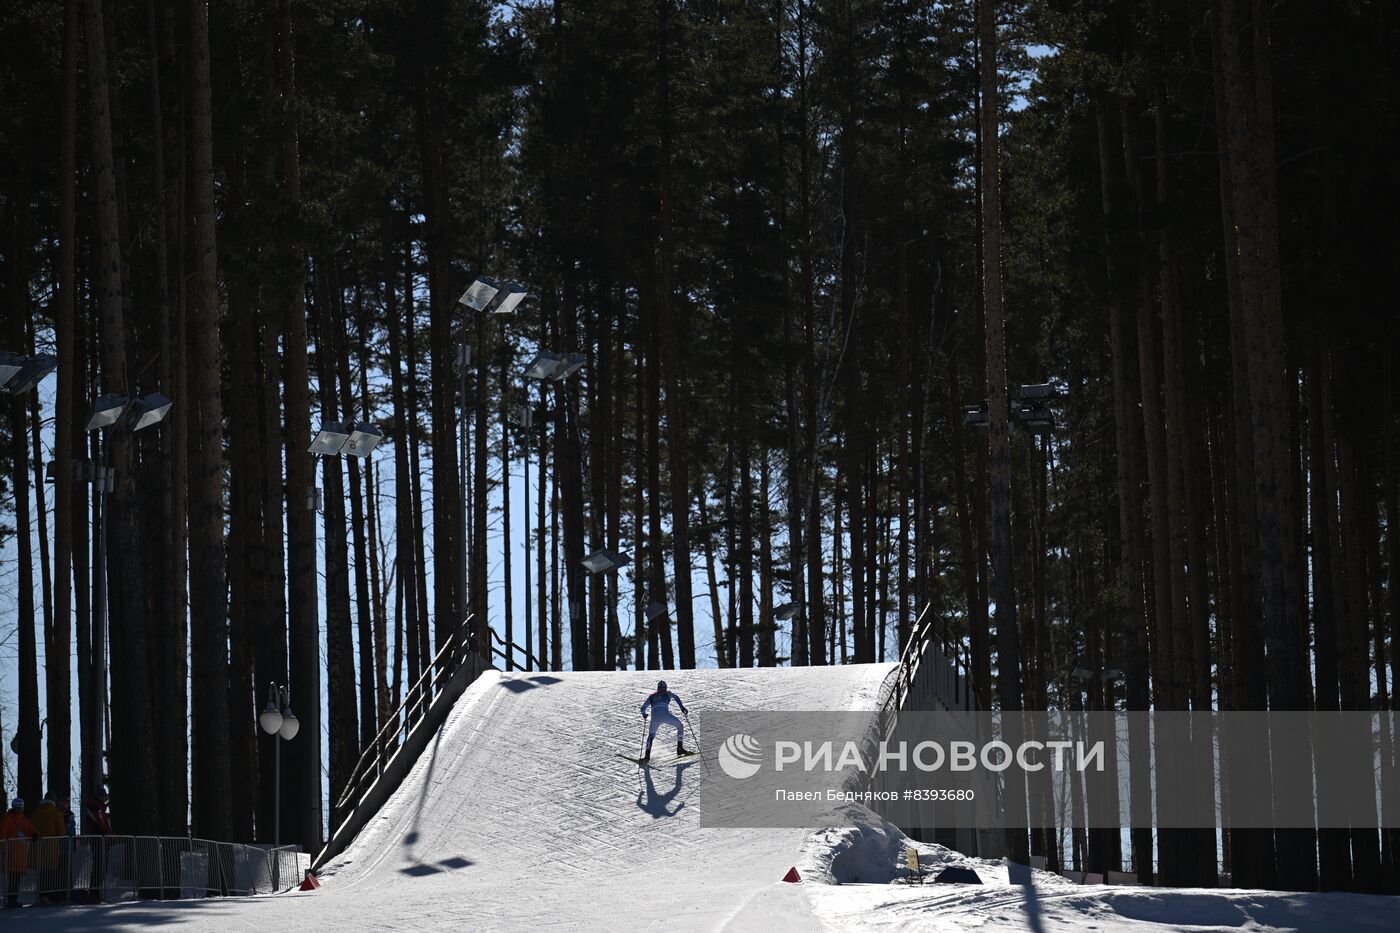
[640,689,688,754]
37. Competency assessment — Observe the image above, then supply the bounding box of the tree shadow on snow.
[637,762,694,819]
[1021,876,1047,933]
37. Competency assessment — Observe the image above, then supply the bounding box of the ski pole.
[640,714,650,759]
[683,711,712,776]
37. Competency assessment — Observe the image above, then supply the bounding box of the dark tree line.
[0,0,1395,894]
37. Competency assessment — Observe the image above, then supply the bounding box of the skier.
[639,680,693,762]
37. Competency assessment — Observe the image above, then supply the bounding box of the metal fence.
[1,835,301,908]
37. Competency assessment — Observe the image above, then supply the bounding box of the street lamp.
[257,683,300,846]
[0,352,57,395]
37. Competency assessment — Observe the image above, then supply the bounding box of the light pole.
[525,352,586,668]
[83,391,172,816]
[257,683,300,846]
[457,277,529,660]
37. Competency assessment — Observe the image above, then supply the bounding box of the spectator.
[58,799,76,838]
[1,798,37,908]
[31,795,65,904]
[31,795,64,838]
[85,794,112,836]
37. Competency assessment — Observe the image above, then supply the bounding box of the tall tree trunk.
[50,0,80,809]
[405,251,433,677]
[1096,100,1151,879]
[6,289,42,808]
[313,267,359,824]
[187,0,231,840]
[276,0,322,854]
[949,357,989,710]
[387,224,418,698]
[417,42,460,660]
[979,0,1027,863]
[656,0,696,670]
[339,290,377,753]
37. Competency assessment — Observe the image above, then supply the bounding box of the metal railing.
[333,615,549,819]
[883,602,978,719]
[334,615,481,816]
[488,625,546,673]
[0,835,300,907]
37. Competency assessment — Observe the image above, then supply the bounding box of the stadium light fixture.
[524,352,565,381]
[581,549,631,574]
[458,277,501,312]
[343,422,385,458]
[308,422,351,456]
[86,394,129,432]
[128,393,173,432]
[0,353,57,395]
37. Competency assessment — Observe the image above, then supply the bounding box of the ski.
[616,752,698,768]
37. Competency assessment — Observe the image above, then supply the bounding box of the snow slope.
[13,662,1400,932]
[13,663,894,931]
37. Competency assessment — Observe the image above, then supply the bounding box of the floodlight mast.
[455,276,533,660]
[81,385,174,824]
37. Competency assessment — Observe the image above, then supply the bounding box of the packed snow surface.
[12,664,1399,931]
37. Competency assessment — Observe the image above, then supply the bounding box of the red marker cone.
[782,866,801,883]
[299,870,321,891]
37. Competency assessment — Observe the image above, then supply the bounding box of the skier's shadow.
[637,762,694,819]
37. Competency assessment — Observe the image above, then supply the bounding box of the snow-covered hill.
[13,663,1399,931]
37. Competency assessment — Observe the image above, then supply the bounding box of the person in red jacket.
[2,797,38,908]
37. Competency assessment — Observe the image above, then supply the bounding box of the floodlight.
[2,354,57,394]
[343,422,385,458]
[1016,383,1057,400]
[774,603,798,621]
[555,353,586,381]
[0,352,22,389]
[492,281,529,315]
[645,601,668,623]
[86,394,129,432]
[581,548,631,574]
[309,422,351,456]
[963,405,988,429]
[524,352,565,381]
[128,393,173,432]
[458,277,501,312]
[1015,403,1055,435]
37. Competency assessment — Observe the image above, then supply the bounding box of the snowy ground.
[8,663,1399,931]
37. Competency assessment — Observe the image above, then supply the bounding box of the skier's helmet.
[657,680,668,692]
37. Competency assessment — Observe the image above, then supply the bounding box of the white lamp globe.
[279,709,300,741]
[259,702,283,736]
